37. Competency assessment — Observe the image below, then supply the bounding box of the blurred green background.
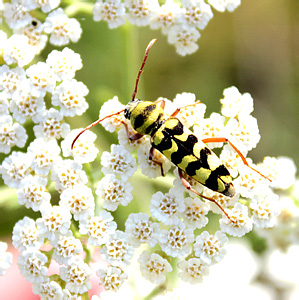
[1,0,299,237]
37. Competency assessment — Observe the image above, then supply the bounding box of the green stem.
[120,23,141,103]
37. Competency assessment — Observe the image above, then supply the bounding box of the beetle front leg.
[149,146,165,177]
[121,121,144,141]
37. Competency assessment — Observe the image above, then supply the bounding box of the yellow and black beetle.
[72,39,270,222]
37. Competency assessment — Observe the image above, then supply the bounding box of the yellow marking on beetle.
[195,168,212,183]
[163,140,178,158]
[207,153,222,171]
[177,155,198,170]
[174,131,189,142]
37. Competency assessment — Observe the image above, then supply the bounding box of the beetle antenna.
[71,109,125,149]
[131,38,157,102]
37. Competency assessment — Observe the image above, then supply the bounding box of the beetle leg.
[149,146,165,176]
[121,121,144,141]
[201,137,271,182]
[170,100,202,117]
[178,168,235,223]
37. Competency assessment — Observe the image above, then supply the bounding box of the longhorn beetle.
[72,39,270,222]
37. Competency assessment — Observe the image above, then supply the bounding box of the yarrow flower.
[12,217,44,252]
[100,231,135,267]
[138,251,172,284]
[79,210,117,246]
[194,231,228,264]
[97,266,128,292]
[60,258,92,294]
[96,173,133,211]
[0,1,296,294]
[178,258,209,284]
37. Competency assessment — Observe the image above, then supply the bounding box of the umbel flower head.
[0,1,297,298]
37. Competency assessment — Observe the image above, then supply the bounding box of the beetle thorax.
[125,100,165,136]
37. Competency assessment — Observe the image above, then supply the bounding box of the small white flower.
[250,190,280,229]
[3,34,35,67]
[178,258,209,284]
[150,189,185,226]
[101,144,137,180]
[96,173,133,211]
[10,82,45,124]
[0,242,13,276]
[3,2,32,30]
[98,96,126,133]
[181,0,213,30]
[26,62,57,97]
[125,0,159,26]
[0,151,32,188]
[33,108,70,140]
[44,8,82,46]
[0,115,27,153]
[225,115,260,152]
[233,163,269,199]
[59,185,95,221]
[60,258,92,295]
[193,112,226,148]
[194,230,228,264]
[93,0,126,29]
[79,210,117,246]
[258,156,297,190]
[51,159,88,193]
[15,19,48,55]
[17,248,48,283]
[208,0,241,12]
[180,197,210,229]
[27,138,61,176]
[46,47,82,80]
[150,0,182,34]
[172,92,206,128]
[52,230,83,265]
[220,86,254,119]
[220,203,253,237]
[138,251,172,284]
[159,221,194,258]
[62,128,99,164]
[17,175,50,212]
[0,65,26,98]
[168,24,200,56]
[125,213,160,247]
[137,143,172,178]
[51,79,89,117]
[36,205,72,242]
[100,230,134,267]
[12,217,44,252]
[33,278,64,299]
[97,266,128,292]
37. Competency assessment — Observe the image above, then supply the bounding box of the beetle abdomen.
[152,117,235,196]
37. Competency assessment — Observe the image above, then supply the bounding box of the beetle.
[72,39,270,222]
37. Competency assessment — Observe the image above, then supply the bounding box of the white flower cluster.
[0,1,298,297]
[86,88,296,292]
[93,0,241,56]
